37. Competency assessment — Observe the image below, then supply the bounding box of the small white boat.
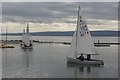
[21,23,33,49]
[67,6,104,65]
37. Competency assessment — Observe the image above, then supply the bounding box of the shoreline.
[0,40,120,45]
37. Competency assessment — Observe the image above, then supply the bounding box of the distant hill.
[2,31,120,37]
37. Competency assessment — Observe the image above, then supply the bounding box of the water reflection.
[21,49,33,68]
[67,63,103,77]
[2,48,8,68]
[78,65,91,73]
[67,63,93,72]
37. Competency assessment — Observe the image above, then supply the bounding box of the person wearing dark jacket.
[76,54,84,61]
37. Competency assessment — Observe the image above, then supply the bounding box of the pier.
[0,40,119,46]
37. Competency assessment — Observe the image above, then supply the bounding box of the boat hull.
[0,46,15,48]
[20,44,33,49]
[67,57,104,65]
[21,46,33,49]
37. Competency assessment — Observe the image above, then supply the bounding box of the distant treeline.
[2,31,120,37]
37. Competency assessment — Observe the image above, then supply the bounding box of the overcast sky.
[1,2,119,33]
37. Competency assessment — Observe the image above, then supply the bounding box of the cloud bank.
[2,2,118,33]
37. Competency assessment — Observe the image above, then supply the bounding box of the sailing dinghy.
[67,6,104,65]
[21,23,33,49]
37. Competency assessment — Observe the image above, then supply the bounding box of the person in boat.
[29,43,32,47]
[86,54,91,60]
[84,54,93,61]
[76,54,84,61]
[28,41,32,47]
[20,42,24,47]
[24,44,27,47]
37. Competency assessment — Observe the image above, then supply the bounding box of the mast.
[22,28,25,42]
[23,29,25,34]
[6,26,8,46]
[75,6,80,58]
[1,28,2,45]
[26,23,29,34]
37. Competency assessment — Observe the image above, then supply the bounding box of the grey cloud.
[2,2,118,23]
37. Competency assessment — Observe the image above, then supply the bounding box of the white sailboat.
[21,23,33,49]
[67,6,104,65]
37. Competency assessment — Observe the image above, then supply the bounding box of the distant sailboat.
[67,6,104,65]
[0,27,14,48]
[21,23,33,49]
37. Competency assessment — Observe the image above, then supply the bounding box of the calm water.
[1,36,118,78]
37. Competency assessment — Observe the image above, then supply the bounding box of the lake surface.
[1,36,119,78]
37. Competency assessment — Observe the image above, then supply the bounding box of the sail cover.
[68,6,96,58]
